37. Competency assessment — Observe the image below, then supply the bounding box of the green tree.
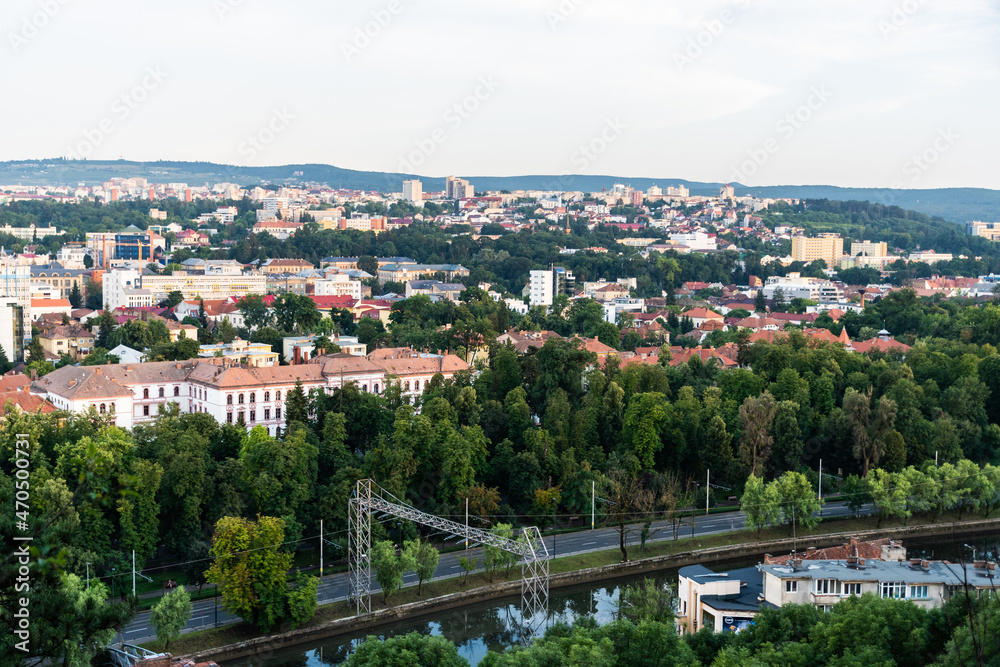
[69,281,83,308]
[844,388,898,476]
[357,255,379,276]
[618,578,678,624]
[755,289,767,312]
[285,380,309,427]
[346,632,469,667]
[775,471,823,532]
[371,540,411,604]
[403,538,440,594]
[215,318,237,344]
[286,571,319,628]
[165,290,184,308]
[739,391,776,476]
[150,585,192,652]
[0,343,11,374]
[482,523,519,582]
[28,335,45,365]
[236,293,273,330]
[205,515,294,632]
[868,468,910,527]
[742,474,781,536]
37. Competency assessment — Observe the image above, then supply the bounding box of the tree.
[85,277,103,310]
[843,388,898,476]
[285,380,309,426]
[285,571,319,628]
[868,468,910,527]
[482,523,519,582]
[237,293,272,331]
[403,538,439,594]
[215,318,237,344]
[0,343,11,374]
[347,632,469,667]
[28,334,45,365]
[755,289,767,312]
[150,585,192,652]
[357,255,379,276]
[96,308,116,349]
[157,291,182,310]
[371,540,411,604]
[619,578,678,624]
[205,515,294,632]
[742,474,781,536]
[69,282,83,308]
[775,470,823,532]
[738,391,776,476]
[772,287,786,312]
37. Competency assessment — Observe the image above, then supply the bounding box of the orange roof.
[31,298,72,308]
[681,307,723,320]
[853,337,911,354]
[0,389,57,416]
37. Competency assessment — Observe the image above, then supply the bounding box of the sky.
[2,0,999,188]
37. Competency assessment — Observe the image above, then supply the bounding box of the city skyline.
[3,0,998,189]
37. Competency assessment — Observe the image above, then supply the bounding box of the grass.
[141,509,994,656]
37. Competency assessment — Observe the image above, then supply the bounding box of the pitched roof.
[32,367,134,400]
[308,352,384,375]
[368,349,470,376]
[0,389,57,416]
[764,538,896,564]
[852,337,911,353]
[681,307,724,320]
[38,325,95,340]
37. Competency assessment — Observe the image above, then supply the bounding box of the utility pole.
[465,498,469,550]
[320,520,324,578]
[132,550,136,598]
[86,562,90,590]
[590,480,597,530]
[706,469,710,515]
[818,459,823,516]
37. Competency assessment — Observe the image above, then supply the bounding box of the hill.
[2,159,996,224]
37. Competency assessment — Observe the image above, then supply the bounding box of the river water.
[222,532,1000,667]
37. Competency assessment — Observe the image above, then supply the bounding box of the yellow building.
[850,240,888,257]
[791,234,843,268]
[38,325,95,362]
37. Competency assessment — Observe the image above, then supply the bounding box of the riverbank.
[169,514,1000,663]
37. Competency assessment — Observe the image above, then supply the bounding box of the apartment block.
[791,234,843,268]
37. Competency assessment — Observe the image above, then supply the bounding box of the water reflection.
[225,533,1000,667]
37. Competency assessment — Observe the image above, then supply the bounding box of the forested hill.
[3,159,997,223]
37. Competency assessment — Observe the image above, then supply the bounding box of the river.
[221,531,1000,667]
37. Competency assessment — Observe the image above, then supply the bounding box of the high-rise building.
[402,180,423,205]
[791,234,844,268]
[528,265,574,308]
[851,240,888,257]
[0,254,31,361]
[445,176,474,199]
[720,184,735,200]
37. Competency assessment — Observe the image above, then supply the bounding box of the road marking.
[582,541,598,546]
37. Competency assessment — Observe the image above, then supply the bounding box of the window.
[99,403,106,414]
[250,393,255,403]
[785,581,798,593]
[276,408,282,420]
[158,387,164,398]
[143,405,150,416]
[414,380,420,391]
[909,586,929,599]
[844,583,862,596]
[226,413,232,423]
[174,386,180,397]
[374,384,380,394]
[264,391,270,402]
[264,408,270,420]
[227,394,233,405]
[238,411,245,423]
[815,579,841,595]
[275,390,282,401]
[249,410,256,422]
[881,582,906,599]
[143,388,149,399]
[404,381,411,391]
[238,394,244,404]
[109,404,115,413]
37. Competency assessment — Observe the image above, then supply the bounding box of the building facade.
[791,234,844,268]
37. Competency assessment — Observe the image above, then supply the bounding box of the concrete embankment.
[184,517,1000,663]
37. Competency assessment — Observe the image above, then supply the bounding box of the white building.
[529,270,555,307]
[314,273,363,299]
[763,273,843,302]
[0,255,33,360]
[669,231,717,251]
[402,180,423,205]
[103,269,267,310]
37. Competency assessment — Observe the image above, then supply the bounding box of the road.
[119,501,860,645]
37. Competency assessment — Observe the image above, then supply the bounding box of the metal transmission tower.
[348,479,550,637]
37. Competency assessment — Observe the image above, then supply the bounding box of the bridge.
[106,643,167,667]
[348,479,550,637]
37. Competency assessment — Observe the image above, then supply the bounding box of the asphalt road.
[119,501,861,645]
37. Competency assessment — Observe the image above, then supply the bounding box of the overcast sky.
[3,0,998,188]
